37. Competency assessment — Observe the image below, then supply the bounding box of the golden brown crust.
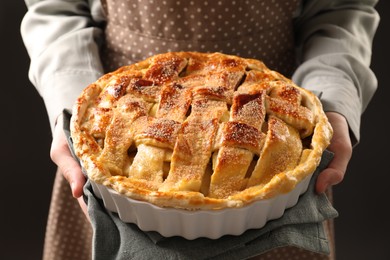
[70,52,333,210]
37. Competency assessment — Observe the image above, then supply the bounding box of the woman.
[21,0,379,259]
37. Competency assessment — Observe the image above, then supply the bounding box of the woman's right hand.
[50,114,88,218]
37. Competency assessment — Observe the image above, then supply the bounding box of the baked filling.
[71,52,332,210]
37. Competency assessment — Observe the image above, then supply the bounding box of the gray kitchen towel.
[63,109,338,260]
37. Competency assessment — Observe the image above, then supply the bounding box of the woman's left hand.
[316,112,353,193]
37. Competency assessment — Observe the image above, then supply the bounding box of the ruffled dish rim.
[90,173,312,240]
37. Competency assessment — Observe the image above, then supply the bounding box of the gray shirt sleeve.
[21,0,106,131]
[292,0,380,145]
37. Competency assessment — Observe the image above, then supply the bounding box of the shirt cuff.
[299,76,361,146]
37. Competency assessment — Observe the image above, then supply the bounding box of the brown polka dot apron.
[43,1,335,259]
[43,170,93,260]
[101,0,299,77]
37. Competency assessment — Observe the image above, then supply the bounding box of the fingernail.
[70,181,76,194]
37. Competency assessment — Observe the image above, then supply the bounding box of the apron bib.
[100,0,300,77]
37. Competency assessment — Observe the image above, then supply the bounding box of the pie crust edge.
[70,51,333,210]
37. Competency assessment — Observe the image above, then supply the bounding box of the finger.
[57,154,86,198]
[316,143,349,193]
[316,167,345,193]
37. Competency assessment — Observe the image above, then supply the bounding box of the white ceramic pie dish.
[90,173,313,240]
[67,52,333,240]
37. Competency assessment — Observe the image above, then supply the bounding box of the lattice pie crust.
[71,52,332,210]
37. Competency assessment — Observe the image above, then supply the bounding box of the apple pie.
[70,52,332,210]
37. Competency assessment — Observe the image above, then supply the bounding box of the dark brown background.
[1,1,389,259]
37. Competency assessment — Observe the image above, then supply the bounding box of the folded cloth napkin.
[63,110,338,260]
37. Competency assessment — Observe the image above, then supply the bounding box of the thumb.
[57,155,86,198]
[50,116,86,198]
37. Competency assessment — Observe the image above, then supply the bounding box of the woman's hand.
[50,114,88,218]
[316,112,353,193]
